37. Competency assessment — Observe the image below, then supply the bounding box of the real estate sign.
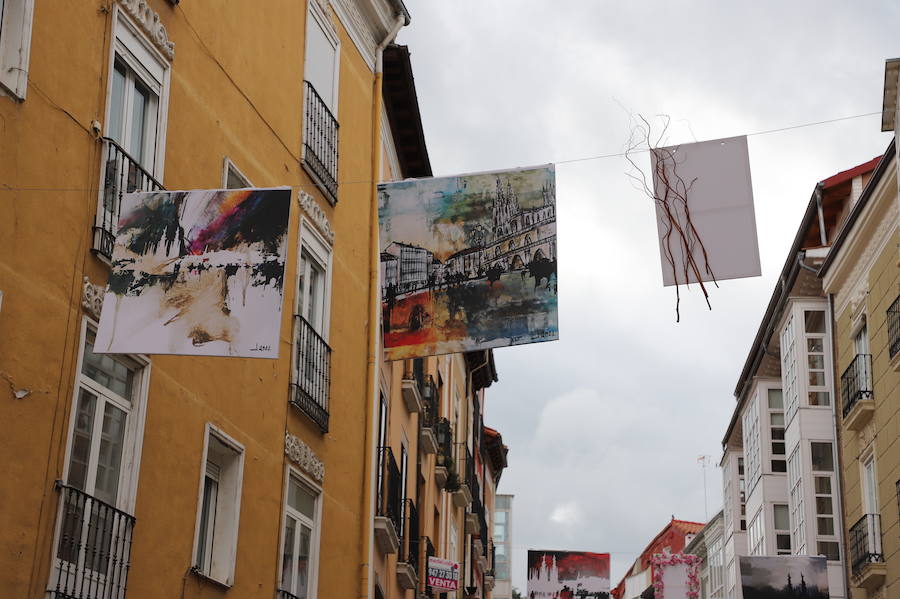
[427,556,460,591]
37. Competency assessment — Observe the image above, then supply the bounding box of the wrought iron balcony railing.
[435,419,454,466]
[460,444,475,492]
[376,446,402,534]
[889,295,900,358]
[849,513,883,576]
[50,482,136,599]
[841,354,873,418]
[289,315,332,432]
[93,137,164,260]
[399,498,419,572]
[277,590,301,599]
[420,375,438,429]
[302,80,339,203]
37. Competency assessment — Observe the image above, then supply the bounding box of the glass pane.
[770,413,785,426]
[811,443,834,471]
[814,476,832,494]
[807,355,825,370]
[288,476,317,520]
[93,403,127,505]
[774,505,790,530]
[808,371,825,386]
[771,442,785,455]
[772,460,787,473]
[109,61,127,145]
[197,475,218,572]
[805,311,825,333]
[495,510,506,524]
[771,427,785,440]
[816,496,833,515]
[129,81,149,164]
[817,541,839,561]
[67,389,98,490]
[776,534,791,550]
[82,333,135,400]
[281,516,296,591]
[767,389,783,409]
[295,523,311,599]
[809,392,830,406]
[807,338,823,352]
[817,517,834,535]
[298,253,307,315]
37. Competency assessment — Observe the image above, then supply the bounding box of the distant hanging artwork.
[527,550,610,598]
[378,165,558,361]
[95,188,292,358]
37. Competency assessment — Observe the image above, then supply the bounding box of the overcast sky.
[397,2,896,592]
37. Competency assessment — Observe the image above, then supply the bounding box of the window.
[725,559,735,599]
[780,314,799,422]
[106,11,168,175]
[223,157,252,189]
[854,323,872,390]
[449,518,458,565]
[742,400,761,490]
[304,2,339,112]
[291,221,333,431]
[738,458,746,531]
[708,536,723,599]
[804,311,830,407]
[773,504,791,555]
[279,471,321,599]
[767,389,786,473]
[0,0,34,99]
[192,427,244,586]
[788,447,805,554]
[51,323,149,596]
[722,459,733,533]
[862,454,878,515]
[810,441,839,561]
[747,509,764,555]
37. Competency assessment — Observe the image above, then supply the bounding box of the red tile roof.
[820,156,881,189]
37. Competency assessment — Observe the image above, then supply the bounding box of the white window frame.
[861,450,879,515]
[766,388,786,474]
[304,0,340,115]
[48,318,151,593]
[60,318,152,512]
[103,5,170,180]
[780,313,799,423]
[773,503,791,555]
[222,156,252,189]
[747,508,764,555]
[788,446,805,554]
[0,0,34,99]
[191,424,245,587]
[742,397,761,492]
[810,440,839,561]
[802,309,831,408]
[277,465,323,599]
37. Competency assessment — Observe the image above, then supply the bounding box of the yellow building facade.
[821,139,899,599]
[374,45,507,598]
[0,1,414,598]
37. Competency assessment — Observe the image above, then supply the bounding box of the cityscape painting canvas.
[95,188,292,358]
[378,165,558,360]
[527,550,610,599]
[739,556,829,599]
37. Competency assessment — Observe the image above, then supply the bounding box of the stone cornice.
[331,0,400,70]
[285,431,325,482]
[118,0,175,60]
[298,190,335,244]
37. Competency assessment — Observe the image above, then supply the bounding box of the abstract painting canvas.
[378,165,558,361]
[527,550,610,599]
[95,188,292,358]
[739,556,828,599]
[651,135,761,286]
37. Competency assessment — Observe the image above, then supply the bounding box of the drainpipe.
[362,12,407,599]
[815,184,827,246]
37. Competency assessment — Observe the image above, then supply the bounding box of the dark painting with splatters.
[739,556,829,599]
[95,188,291,358]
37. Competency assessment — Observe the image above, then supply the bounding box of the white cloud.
[550,501,584,527]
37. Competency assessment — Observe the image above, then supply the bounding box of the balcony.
[841,354,874,431]
[397,498,419,590]
[889,295,900,368]
[434,419,454,489]
[402,358,425,414]
[374,446,401,555]
[49,483,136,599]
[302,80,339,204]
[452,444,474,508]
[419,375,439,455]
[277,590,301,599]
[93,137,164,261]
[289,315,332,433]
[849,513,885,592]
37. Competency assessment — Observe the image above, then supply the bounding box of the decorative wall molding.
[285,431,325,482]
[834,198,898,317]
[298,190,335,245]
[118,0,175,60]
[82,276,104,320]
[331,0,379,69]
